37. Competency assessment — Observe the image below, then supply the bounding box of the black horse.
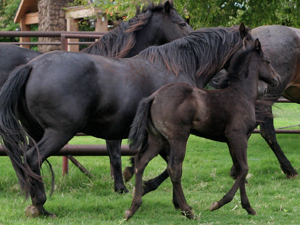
[210,25,300,179]
[0,1,193,194]
[0,23,250,217]
[0,45,42,87]
[125,38,280,220]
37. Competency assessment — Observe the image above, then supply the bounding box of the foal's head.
[248,39,280,87]
[219,38,280,89]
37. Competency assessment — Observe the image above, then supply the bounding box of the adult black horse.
[0,45,42,86]
[0,0,193,194]
[0,24,251,217]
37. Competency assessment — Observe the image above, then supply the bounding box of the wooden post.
[66,17,79,52]
[19,15,31,49]
[95,14,108,32]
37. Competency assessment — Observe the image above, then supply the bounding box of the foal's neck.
[230,58,259,103]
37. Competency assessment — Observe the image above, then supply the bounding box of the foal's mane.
[81,1,174,58]
[136,27,244,79]
[219,42,256,88]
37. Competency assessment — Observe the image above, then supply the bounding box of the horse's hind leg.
[210,137,256,215]
[106,139,129,193]
[168,140,194,219]
[142,149,170,195]
[25,128,75,218]
[124,136,163,220]
[260,114,298,178]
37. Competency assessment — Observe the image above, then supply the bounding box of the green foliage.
[90,0,300,29]
[0,0,20,41]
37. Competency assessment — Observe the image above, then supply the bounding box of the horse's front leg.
[106,139,129,193]
[210,136,256,215]
[259,114,298,178]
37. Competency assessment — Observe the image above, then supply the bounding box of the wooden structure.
[14,0,38,48]
[14,0,109,52]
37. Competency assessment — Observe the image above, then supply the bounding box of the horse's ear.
[254,38,262,52]
[239,22,247,39]
[164,1,171,14]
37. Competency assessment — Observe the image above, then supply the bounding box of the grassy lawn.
[0,103,300,224]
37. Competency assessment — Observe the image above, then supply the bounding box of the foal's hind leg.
[106,139,129,193]
[168,140,194,219]
[25,129,75,218]
[142,149,170,195]
[141,148,192,211]
[259,114,298,178]
[210,137,256,215]
[124,137,163,220]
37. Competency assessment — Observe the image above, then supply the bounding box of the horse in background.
[125,38,280,220]
[0,0,193,194]
[0,24,249,217]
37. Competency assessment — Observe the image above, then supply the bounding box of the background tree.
[0,0,19,42]
[94,0,300,29]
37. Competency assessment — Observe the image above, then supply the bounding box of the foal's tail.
[0,64,38,196]
[128,96,155,151]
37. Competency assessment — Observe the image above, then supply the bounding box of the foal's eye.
[179,22,186,27]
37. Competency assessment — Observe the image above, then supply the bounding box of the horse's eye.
[179,22,186,27]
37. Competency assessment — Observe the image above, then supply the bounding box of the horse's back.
[0,45,42,86]
[252,25,300,94]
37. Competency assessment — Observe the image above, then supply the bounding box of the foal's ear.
[164,1,171,14]
[254,38,262,52]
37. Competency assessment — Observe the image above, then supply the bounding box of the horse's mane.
[81,1,175,58]
[136,27,245,80]
[218,43,256,88]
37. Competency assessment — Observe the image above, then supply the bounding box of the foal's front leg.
[210,137,256,215]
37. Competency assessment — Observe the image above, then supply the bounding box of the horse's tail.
[129,96,154,151]
[0,64,38,196]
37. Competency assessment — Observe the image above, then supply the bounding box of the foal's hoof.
[210,202,219,211]
[25,205,40,218]
[124,210,133,220]
[247,208,257,215]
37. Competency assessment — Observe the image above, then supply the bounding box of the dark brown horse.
[0,24,249,217]
[0,1,193,194]
[125,38,280,220]
[210,25,300,179]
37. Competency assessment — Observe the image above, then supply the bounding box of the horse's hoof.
[210,202,219,211]
[181,210,195,219]
[287,173,299,179]
[124,210,133,220]
[247,208,257,215]
[116,188,129,194]
[25,205,40,218]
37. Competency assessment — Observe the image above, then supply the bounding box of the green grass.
[1,103,300,224]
